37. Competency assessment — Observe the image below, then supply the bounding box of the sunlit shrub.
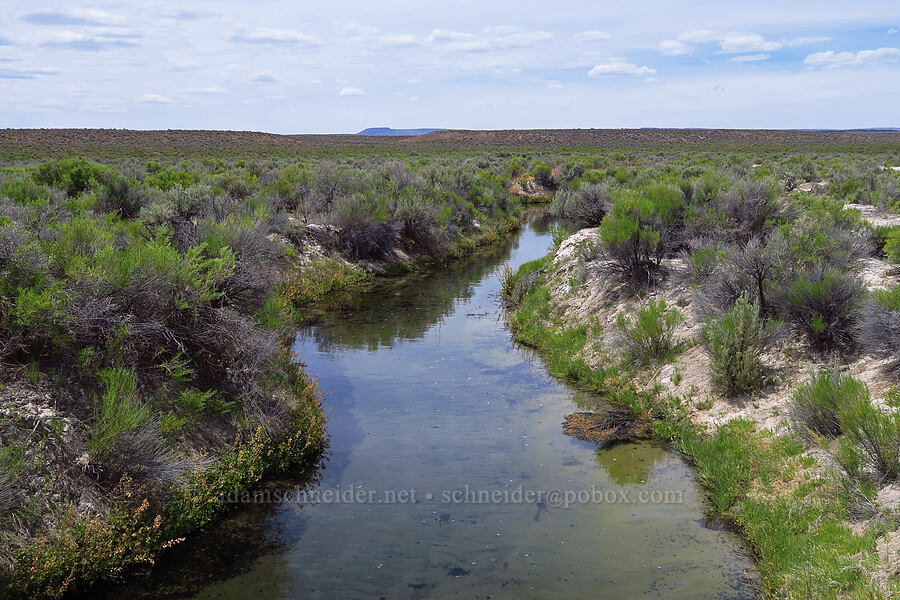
[791,367,868,438]
[615,299,684,366]
[701,293,767,396]
[34,157,109,197]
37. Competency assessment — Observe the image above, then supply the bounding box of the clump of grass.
[790,368,900,483]
[88,368,152,464]
[700,293,768,396]
[279,256,372,310]
[88,368,172,484]
[614,299,684,366]
[790,366,869,438]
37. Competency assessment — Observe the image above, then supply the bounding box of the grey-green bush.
[700,293,767,396]
[859,286,900,373]
[780,266,864,353]
[835,391,900,481]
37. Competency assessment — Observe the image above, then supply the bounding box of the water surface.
[107,215,757,599]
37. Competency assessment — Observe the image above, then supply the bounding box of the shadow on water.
[91,458,325,599]
[93,212,758,599]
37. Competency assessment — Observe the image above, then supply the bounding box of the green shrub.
[174,388,218,418]
[782,267,863,352]
[718,179,781,243]
[531,161,554,188]
[0,174,54,207]
[886,228,900,264]
[835,390,900,480]
[790,367,868,438]
[599,186,684,286]
[875,285,900,312]
[701,293,767,396]
[872,225,899,258]
[687,244,725,285]
[8,283,70,351]
[779,198,869,272]
[34,157,109,197]
[95,174,151,219]
[506,157,524,179]
[600,192,662,284]
[144,166,199,191]
[615,299,684,366]
[550,183,610,227]
[549,223,570,249]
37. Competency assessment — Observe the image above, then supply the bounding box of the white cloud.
[187,87,227,94]
[423,26,551,52]
[783,36,832,47]
[665,30,782,54]
[575,31,611,41]
[889,28,898,35]
[678,30,720,44]
[138,93,173,104]
[339,87,366,96]
[588,61,656,76]
[426,29,475,44]
[659,39,693,56]
[39,30,140,51]
[804,47,900,67]
[21,9,121,27]
[0,67,59,79]
[380,34,418,46]
[231,28,320,45]
[718,33,781,53]
[335,22,378,37]
[730,53,770,62]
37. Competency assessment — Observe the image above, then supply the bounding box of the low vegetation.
[0,151,526,597]
[614,299,684,366]
[1,135,899,598]
[501,146,900,598]
[700,293,769,396]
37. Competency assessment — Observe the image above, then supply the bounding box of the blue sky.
[1,0,899,132]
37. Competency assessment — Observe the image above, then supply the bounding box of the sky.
[1,0,899,133]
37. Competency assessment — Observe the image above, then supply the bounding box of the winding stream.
[102,214,756,599]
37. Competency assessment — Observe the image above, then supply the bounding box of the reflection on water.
[300,236,517,354]
[95,215,757,600]
[594,442,666,486]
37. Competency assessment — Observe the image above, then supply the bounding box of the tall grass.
[614,299,684,366]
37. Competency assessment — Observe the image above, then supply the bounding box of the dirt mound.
[563,406,651,447]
